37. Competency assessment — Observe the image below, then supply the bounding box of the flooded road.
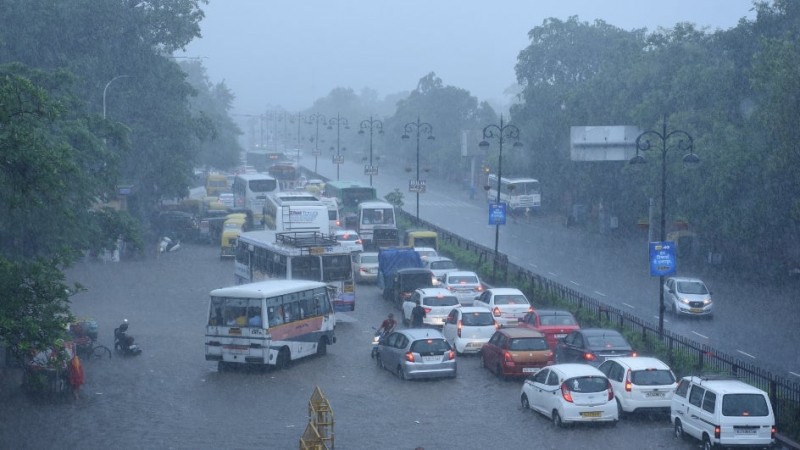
[1,243,699,449]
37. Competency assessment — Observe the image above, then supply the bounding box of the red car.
[480,327,553,379]
[518,309,580,351]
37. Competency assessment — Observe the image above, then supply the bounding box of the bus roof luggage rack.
[276,231,338,249]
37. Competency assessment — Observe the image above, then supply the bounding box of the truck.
[377,247,433,306]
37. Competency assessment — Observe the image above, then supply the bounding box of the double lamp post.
[402,117,435,221]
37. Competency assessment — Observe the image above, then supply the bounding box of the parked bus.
[486,175,542,213]
[234,230,356,312]
[232,173,279,225]
[322,180,377,219]
[204,279,336,371]
[262,192,330,233]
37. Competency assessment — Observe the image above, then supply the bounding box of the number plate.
[735,428,757,435]
[645,391,665,397]
[554,334,567,339]
[690,308,704,313]
[580,411,601,418]
[422,355,439,363]
[522,367,540,373]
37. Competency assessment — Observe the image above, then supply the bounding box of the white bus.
[232,173,279,224]
[318,196,341,231]
[486,175,542,213]
[234,230,356,312]
[205,279,336,371]
[263,192,330,233]
[356,200,397,249]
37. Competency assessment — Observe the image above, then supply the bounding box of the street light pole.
[479,114,523,283]
[103,75,131,119]
[358,116,383,187]
[630,115,699,335]
[401,117,435,221]
[327,113,349,181]
[305,113,326,174]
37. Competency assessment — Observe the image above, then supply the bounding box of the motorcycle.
[371,326,384,359]
[114,319,142,356]
[159,235,180,253]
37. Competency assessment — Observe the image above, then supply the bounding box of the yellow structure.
[299,386,334,450]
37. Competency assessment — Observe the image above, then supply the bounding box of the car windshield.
[493,295,527,305]
[449,275,478,284]
[424,295,459,307]
[677,281,708,294]
[509,337,548,351]
[538,314,576,326]
[410,338,450,353]
[565,376,609,393]
[631,369,675,385]
[359,255,378,264]
[431,260,457,270]
[722,394,770,417]
[586,334,629,349]
[462,312,494,326]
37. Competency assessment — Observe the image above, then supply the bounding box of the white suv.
[671,375,776,449]
[598,356,676,416]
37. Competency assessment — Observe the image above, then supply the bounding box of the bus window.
[291,256,321,281]
[321,254,352,282]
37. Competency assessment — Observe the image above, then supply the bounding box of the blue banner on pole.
[649,241,677,276]
[489,202,506,225]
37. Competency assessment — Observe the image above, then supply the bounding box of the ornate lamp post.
[479,114,523,282]
[629,115,699,335]
[305,113,327,173]
[358,116,383,186]
[103,75,131,119]
[327,113,349,181]
[401,117,435,221]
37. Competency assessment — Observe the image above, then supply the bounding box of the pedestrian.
[67,354,84,400]
[411,300,426,327]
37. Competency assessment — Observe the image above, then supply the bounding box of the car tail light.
[494,321,501,330]
[405,352,415,363]
[457,320,462,338]
[446,350,455,360]
[583,352,596,361]
[625,369,632,392]
[546,351,554,362]
[771,426,777,439]
[714,425,721,439]
[423,307,432,313]
[492,307,501,317]
[631,351,638,357]
[359,267,369,274]
[607,381,614,401]
[561,384,574,403]
[475,285,483,292]
[503,351,515,366]
[355,239,362,245]
[528,306,534,314]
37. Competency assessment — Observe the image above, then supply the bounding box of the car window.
[631,369,676,385]
[360,254,378,264]
[546,371,560,386]
[449,275,478,284]
[386,332,401,348]
[532,369,549,384]
[675,379,691,398]
[493,294,527,305]
[446,310,457,323]
[488,332,501,346]
[424,295,459,307]
[509,337,548,351]
[702,391,717,413]
[410,338,450,354]
[688,386,705,407]
[566,376,608,393]
[722,393,770,417]
[463,312,494,326]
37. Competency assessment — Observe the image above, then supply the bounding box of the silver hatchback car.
[375,328,457,380]
[664,277,713,318]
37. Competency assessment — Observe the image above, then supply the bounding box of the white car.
[520,363,618,428]
[473,287,531,327]
[401,288,461,327]
[441,306,497,354]
[597,356,676,416]
[352,251,379,283]
[333,229,363,253]
[414,246,438,262]
[664,277,713,318]
[442,270,484,305]
[424,256,458,285]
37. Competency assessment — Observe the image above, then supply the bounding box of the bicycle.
[70,319,112,360]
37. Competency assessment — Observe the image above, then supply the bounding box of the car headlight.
[680,297,690,304]
[703,299,712,305]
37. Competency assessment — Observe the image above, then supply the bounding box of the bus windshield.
[342,188,376,209]
[250,178,278,192]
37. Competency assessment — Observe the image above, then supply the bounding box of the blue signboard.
[488,202,506,225]
[649,241,677,277]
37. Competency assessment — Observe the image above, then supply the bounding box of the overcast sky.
[181,0,757,115]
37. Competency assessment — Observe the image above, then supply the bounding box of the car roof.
[668,276,705,283]
[425,256,452,263]
[416,288,457,297]
[414,246,436,252]
[398,328,447,340]
[446,270,479,277]
[604,356,670,371]
[684,376,769,395]
[495,327,545,339]
[486,287,525,295]
[458,306,492,314]
[397,268,434,274]
[548,363,607,378]
[578,328,624,337]
[534,309,575,317]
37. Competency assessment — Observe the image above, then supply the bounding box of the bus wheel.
[275,348,290,370]
[316,338,328,356]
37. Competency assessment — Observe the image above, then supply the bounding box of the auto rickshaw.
[220,214,247,258]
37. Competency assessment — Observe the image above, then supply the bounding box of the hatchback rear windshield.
[564,376,608,393]
[509,337,548,351]
[449,275,479,284]
[722,393,770,417]
[493,295,528,305]
[587,335,630,348]
[539,314,577,326]
[462,312,495,326]
[424,296,459,307]
[631,369,675,386]
[359,255,378,264]
[410,338,450,353]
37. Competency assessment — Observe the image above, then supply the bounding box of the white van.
[671,375,776,449]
